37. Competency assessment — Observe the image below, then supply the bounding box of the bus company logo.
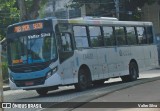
[119,50,132,56]
[2,103,11,108]
[83,53,93,60]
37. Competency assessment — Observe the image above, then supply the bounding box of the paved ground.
[71,80,160,111]
[42,69,160,111]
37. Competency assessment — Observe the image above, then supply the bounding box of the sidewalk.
[72,80,160,111]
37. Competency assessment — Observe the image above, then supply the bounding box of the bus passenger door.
[58,33,75,84]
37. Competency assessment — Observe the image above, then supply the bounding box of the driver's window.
[61,33,72,51]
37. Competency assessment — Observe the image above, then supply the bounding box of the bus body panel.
[60,56,76,85]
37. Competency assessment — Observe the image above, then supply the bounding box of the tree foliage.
[71,0,160,8]
[70,0,160,20]
[0,0,48,40]
[15,0,49,21]
[0,0,19,40]
[17,0,48,21]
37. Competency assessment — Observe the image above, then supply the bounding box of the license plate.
[25,81,34,86]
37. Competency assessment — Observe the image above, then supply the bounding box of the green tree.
[0,0,19,40]
[0,0,49,40]
[17,0,48,21]
[122,0,160,20]
[70,0,160,20]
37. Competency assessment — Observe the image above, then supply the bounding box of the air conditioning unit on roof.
[71,16,118,21]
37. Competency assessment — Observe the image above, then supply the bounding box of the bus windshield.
[8,32,57,66]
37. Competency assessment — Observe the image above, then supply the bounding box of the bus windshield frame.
[6,20,58,67]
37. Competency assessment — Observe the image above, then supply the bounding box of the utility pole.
[0,44,4,111]
[114,0,119,19]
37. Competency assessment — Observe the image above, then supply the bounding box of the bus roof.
[8,17,153,28]
[66,19,153,26]
[57,17,153,26]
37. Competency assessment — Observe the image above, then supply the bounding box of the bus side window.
[115,27,126,45]
[103,27,115,46]
[73,26,89,48]
[136,27,147,44]
[146,26,153,44]
[89,26,103,47]
[126,27,137,45]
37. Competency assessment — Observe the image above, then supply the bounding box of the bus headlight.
[9,75,14,83]
[46,67,58,79]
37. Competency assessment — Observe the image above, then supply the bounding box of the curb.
[3,86,10,91]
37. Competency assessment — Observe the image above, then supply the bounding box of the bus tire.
[36,88,48,96]
[75,68,91,91]
[121,62,138,82]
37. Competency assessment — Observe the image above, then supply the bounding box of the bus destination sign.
[14,22,43,33]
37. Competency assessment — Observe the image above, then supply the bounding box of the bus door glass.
[59,33,73,63]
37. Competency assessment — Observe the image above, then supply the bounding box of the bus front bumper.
[9,73,62,90]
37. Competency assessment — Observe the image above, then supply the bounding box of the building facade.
[142,3,160,34]
[43,0,82,19]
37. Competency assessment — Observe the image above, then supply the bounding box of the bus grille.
[14,77,45,87]
[10,65,47,73]
[9,62,50,73]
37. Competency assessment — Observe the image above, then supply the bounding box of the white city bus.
[6,17,158,95]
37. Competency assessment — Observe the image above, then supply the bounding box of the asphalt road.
[71,80,160,111]
[3,68,160,111]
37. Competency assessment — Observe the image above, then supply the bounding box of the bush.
[2,62,9,83]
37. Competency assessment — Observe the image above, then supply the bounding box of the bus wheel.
[75,68,91,91]
[36,88,48,96]
[121,62,138,82]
